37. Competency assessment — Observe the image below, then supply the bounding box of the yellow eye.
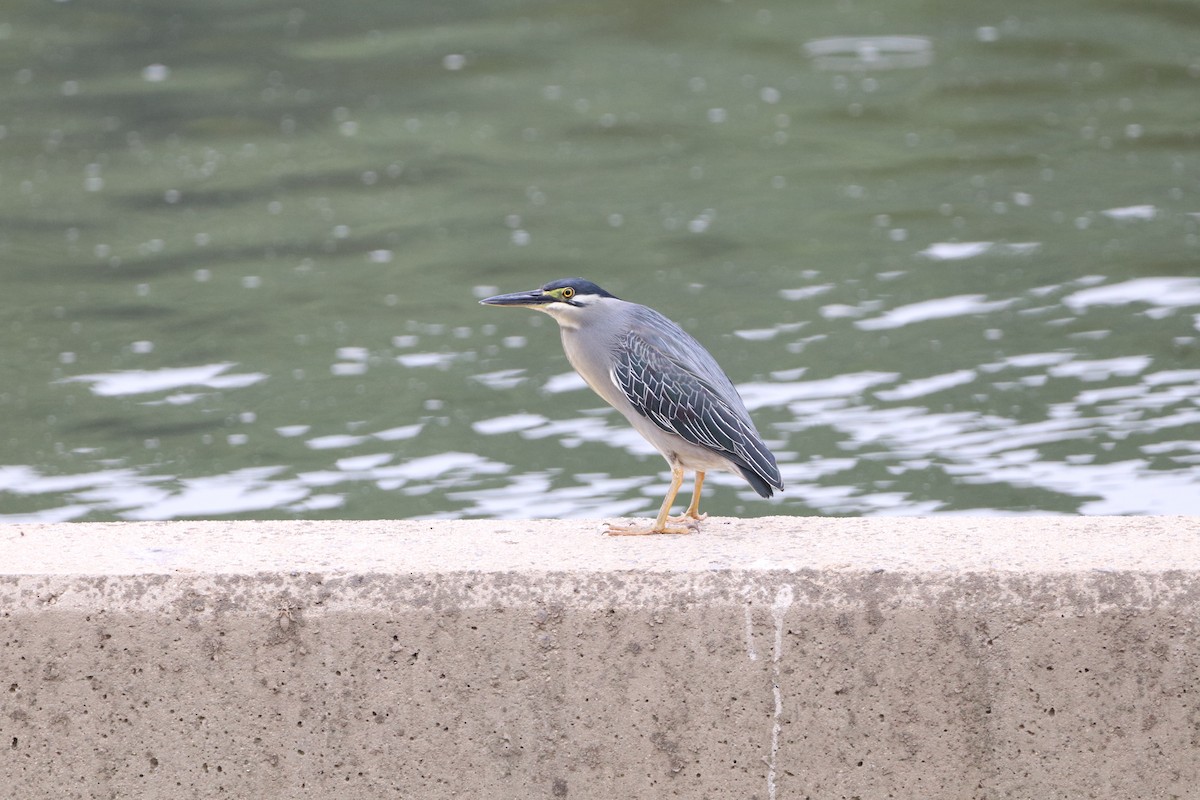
[561,287,575,300]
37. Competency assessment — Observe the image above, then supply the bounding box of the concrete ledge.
[2,517,1199,799]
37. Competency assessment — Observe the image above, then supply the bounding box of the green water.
[2,0,1198,522]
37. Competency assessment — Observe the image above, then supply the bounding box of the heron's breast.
[560,329,626,407]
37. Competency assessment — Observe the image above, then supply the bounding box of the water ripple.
[58,363,267,396]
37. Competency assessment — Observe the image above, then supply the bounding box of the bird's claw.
[604,517,702,536]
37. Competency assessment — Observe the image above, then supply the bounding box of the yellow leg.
[605,466,698,536]
[670,471,707,523]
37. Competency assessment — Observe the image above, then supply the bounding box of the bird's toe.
[604,520,696,536]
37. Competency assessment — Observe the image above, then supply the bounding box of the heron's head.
[479,278,619,328]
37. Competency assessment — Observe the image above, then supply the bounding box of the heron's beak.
[479,289,554,307]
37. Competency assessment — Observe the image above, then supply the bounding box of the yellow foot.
[604,519,699,536]
[668,511,708,524]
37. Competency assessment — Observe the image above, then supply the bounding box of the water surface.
[2,0,1198,521]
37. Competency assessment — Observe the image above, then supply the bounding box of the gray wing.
[611,311,782,494]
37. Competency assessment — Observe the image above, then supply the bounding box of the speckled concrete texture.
[2,517,1198,799]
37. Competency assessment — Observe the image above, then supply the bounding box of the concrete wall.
[2,516,1198,799]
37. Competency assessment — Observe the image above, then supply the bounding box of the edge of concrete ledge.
[3,516,1198,578]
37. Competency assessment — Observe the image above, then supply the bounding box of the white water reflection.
[335,453,393,471]
[443,473,649,520]
[470,368,527,390]
[1064,278,1200,311]
[13,264,1199,522]
[981,352,1073,372]
[735,322,807,341]
[275,425,312,437]
[7,334,1199,520]
[59,363,267,396]
[518,413,657,456]
[396,352,460,369]
[140,392,212,407]
[1100,205,1157,221]
[0,466,145,498]
[875,369,977,402]
[370,424,424,441]
[120,467,311,520]
[472,413,549,435]
[948,458,1200,516]
[779,284,834,302]
[804,36,933,71]
[749,353,1200,514]
[919,241,991,260]
[543,372,588,394]
[740,372,899,409]
[918,242,1040,260]
[0,452,514,521]
[305,434,370,450]
[1047,356,1151,381]
[856,295,1015,330]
